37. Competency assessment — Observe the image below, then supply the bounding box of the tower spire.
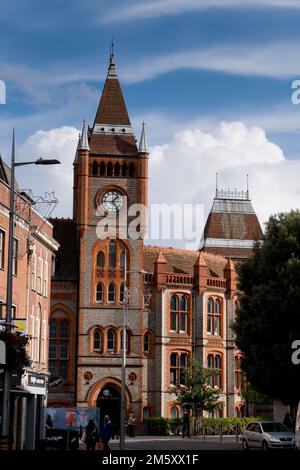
[107,38,117,79]
[138,121,149,153]
[78,119,90,151]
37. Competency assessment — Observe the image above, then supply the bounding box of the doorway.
[96,385,120,435]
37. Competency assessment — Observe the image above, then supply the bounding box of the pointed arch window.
[49,314,70,380]
[170,294,188,333]
[129,163,135,177]
[207,353,222,388]
[109,242,116,268]
[107,330,115,352]
[120,251,126,270]
[108,283,116,303]
[100,161,106,176]
[120,283,125,303]
[114,162,120,176]
[143,333,150,354]
[207,297,222,336]
[96,283,104,303]
[93,330,102,351]
[107,161,113,176]
[122,163,127,176]
[96,251,105,267]
[92,161,98,176]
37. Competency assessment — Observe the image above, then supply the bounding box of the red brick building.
[0,157,59,449]
[49,52,262,425]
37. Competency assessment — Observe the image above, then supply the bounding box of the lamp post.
[119,254,151,450]
[0,129,60,448]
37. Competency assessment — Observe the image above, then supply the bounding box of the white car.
[242,421,295,450]
[296,404,300,450]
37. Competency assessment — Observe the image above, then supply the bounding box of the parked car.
[296,403,300,450]
[242,421,294,450]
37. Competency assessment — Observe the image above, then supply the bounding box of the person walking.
[99,415,114,451]
[45,415,53,437]
[85,419,98,451]
[182,409,190,438]
[283,412,294,431]
[128,413,136,437]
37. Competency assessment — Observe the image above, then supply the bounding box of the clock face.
[102,190,123,212]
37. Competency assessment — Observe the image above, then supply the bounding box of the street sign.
[49,375,63,389]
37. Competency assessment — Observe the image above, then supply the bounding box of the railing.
[207,277,227,288]
[216,189,249,200]
[166,274,194,285]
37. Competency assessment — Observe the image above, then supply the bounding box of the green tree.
[234,210,300,411]
[175,360,222,435]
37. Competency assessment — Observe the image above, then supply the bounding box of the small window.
[12,238,18,276]
[122,163,127,177]
[120,283,125,303]
[107,330,115,352]
[108,283,116,303]
[96,251,105,267]
[120,251,126,269]
[0,229,5,270]
[96,283,104,303]
[129,163,135,177]
[100,162,106,176]
[109,242,116,268]
[92,161,98,176]
[170,406,178,419]
[144,333,150,353]
[170,295,178,311]
[107,162,113,176]
[180,296,188,311]
[114,162,120,177]
[93,331,101,351]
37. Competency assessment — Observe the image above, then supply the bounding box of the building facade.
[49,52,263,426]
[0,157,59,449]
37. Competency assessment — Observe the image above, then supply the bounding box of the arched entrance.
[97,385,121,433]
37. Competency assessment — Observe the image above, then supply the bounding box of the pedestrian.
[283,412,294,431]
[182,409,190,438]
[127,413,136,437]
[85,419,98,451]
[99,415,114,451]
[45,414,53,437]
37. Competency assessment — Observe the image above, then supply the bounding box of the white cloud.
[16,122,300,249]
[101,0,300,23]
[18,127,79,217]
[149,121,300,247]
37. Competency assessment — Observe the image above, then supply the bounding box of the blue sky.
[1,0,300,246]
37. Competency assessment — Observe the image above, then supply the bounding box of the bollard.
[236,423,239,443]
[220,423,223,441]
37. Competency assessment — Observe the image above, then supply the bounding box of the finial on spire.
[138,121,149,153]
[107,38,117,79]
[78,118,90,151]
[216,172,219,197]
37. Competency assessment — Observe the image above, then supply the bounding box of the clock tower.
[73,49,149,420]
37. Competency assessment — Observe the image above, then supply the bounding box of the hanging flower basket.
[0,330,31,374]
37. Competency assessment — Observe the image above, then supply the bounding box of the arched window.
[93,330,101,351]
[108,283,116,303]
[143,333,150,354]
[96,283,104,303]
[170,406,178,419]
[109,242,116,268]
[129,163,135,177]
[207,297,222,336]
[235,355,243,390]
[107,161,113,176]
[170,294,188,333]
[180,353,188,384]
[100,161,106,176]
[114,162,120,176]
[120,283,125,303]
[143,407,150,420]
[122,162,127,176]
[107,330,115,352]
[92,161,98,176]
[207,353,222,388]
[96,251,105,267]
[120,251,126,270]
[170,353,179,385]
[120,330,129,352]
[49,313,70,380]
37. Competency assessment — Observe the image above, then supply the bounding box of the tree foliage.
[175,360,222,416]
[234,211,300,407]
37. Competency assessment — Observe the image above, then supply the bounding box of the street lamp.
[0,129,60,448]
[119,254,151,450]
